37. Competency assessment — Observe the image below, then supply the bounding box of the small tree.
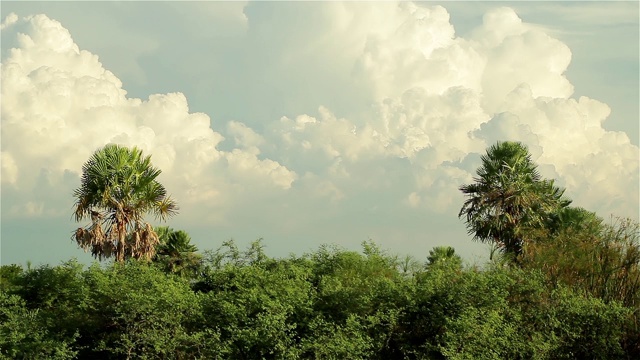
[153,227,202,277]
[72,144,178,262]
[426,246,462,269]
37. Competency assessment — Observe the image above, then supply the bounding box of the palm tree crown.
[459,141,569,258]
[73,144,178,262]
[427,246,462,268]
[153,227,202,277]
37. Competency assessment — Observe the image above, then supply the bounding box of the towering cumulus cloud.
[1,14,296,222]
[1,2,637,263]
[259,3,638,219]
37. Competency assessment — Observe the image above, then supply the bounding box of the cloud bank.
[1,2,637,263]
[1,14,296,222]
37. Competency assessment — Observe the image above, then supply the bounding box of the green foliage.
[0,292,77,359]
[80,261,200,359]
[3,260,203,359]
[307,243,409,359]
[547,288,629,359]
[543,206,603,236]
[523,216,640,357]
[427,246,463,269]
[0,264,23,293]
[1,239,636,358]
[301,315,373,359]
[153,226,202,278]
[196,240,312,359]
[11,260,90,347]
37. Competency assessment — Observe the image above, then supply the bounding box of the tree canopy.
[2,236,637,359]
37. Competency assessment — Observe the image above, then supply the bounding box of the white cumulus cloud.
[1,14,296,222]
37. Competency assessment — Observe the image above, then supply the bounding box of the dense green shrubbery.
[1,238,637,359]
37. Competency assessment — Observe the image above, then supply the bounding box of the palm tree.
[426,246,462,268]
[458,141,569,258]
[544,206,602,236]
[72,144,178,263]
[153,227,202,277]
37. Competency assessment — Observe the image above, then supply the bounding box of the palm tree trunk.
[117,221,126,263]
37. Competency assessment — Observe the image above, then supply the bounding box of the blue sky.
[1,1,638,266]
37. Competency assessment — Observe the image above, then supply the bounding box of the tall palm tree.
[72,144,178,263]
[153,227,202,277]
[458,141,569,258]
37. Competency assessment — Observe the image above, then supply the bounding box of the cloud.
[0,12,18,30]
[1,152,18,185]
[1,3,637,265]
[227,120,264,150]
[353,3,463,99]
[1,14,296,223]
[260,3,635,219]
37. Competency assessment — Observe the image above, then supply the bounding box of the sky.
[1,1,638,266]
